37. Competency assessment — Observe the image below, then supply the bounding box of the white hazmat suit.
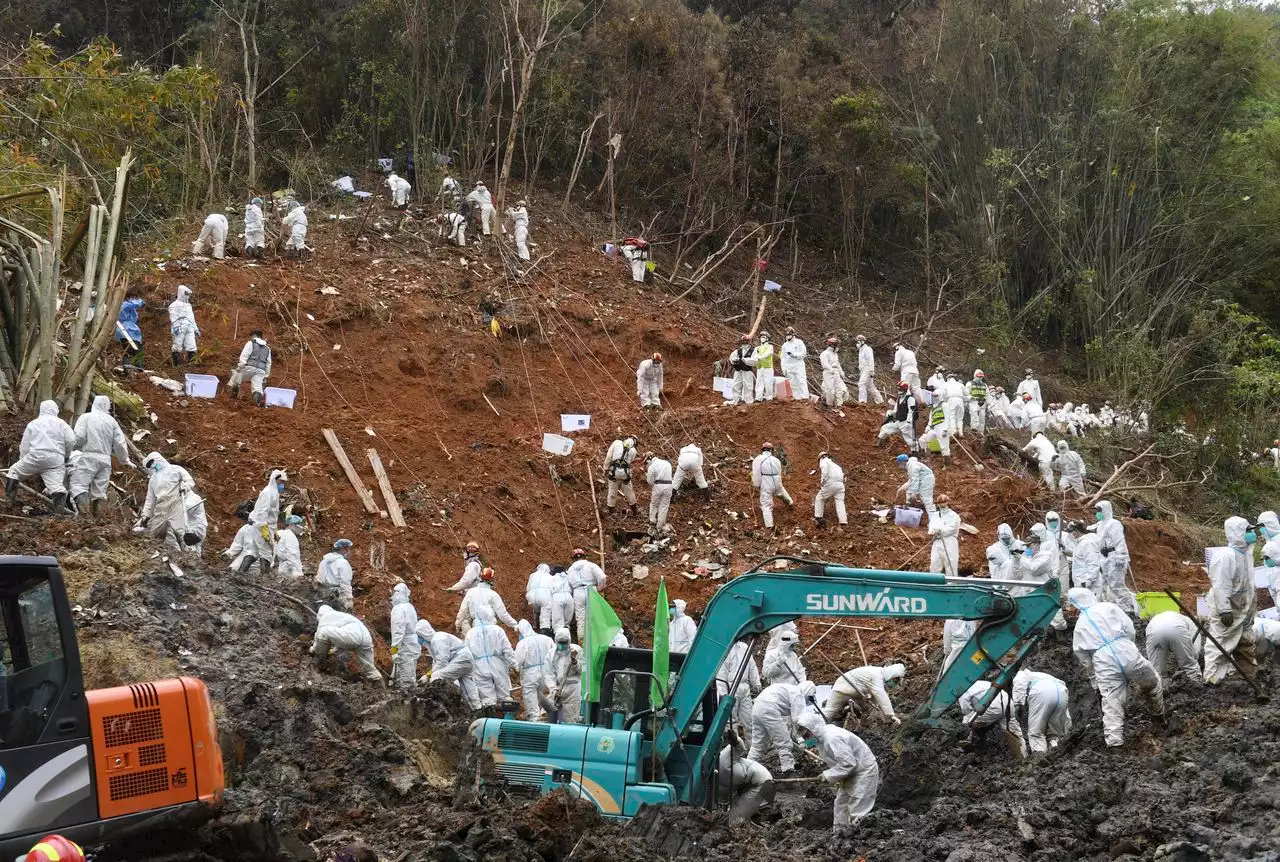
[311,605,382,681]
[762,632,807,685]
[566,556,607,643]
[796,710,879,828]
[1094,501,1138,615]
[814,455,847,526]
[70,396,131,511]
[716,641,762,731]
[780,334,809,400]
[856,339,882,404]
[422,624,481,709]
[1011,669,1071,753]
[464,606,516,707]
[673,444,708,492]
[168,285,199,358]
[748,681,816,772]
[6,401,75,498]
[928,504,961,577]
[669,599,698,654]
[192,213,228,259]
[507,204,531,260]
[751,448,792,529]
[958,680,1026,758]
[1145,611,1200,679]
[636,357,664,408]
[389,583,422,691]
[514,620,555,721]
[315,548,355,611]
[1203,516,1258,684]
[820,344,849,407]
[646,456,674,534]
[822,664,904,724]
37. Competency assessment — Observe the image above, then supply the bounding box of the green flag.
[651,578,670,707]
[584,587,622,703]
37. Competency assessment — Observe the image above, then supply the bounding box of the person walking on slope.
[967,370,988,435]
[513,620,555,721]
[1068,587,1164,747]
[244,197,265,258]
[5,400,76,512]
[566,548,607,643]
[878,383,920,453]
[729,335,757,405]
[943,374,967,438]
[1053,440,1087,497]
[795,710,880,833]
[645,452,674,536]
[455,567,519,635]
[820,337,849,408]
[636,353,664,409]
[751,442,792,529]
[855,335,882,404]
[813,452,847,528]
[192,212,228,259]
[917,388,950,462]
[1203,516,1259,684]
[466,182,497,236]
[780,327,809,400]
[602,437,639,515]
[464,606,516,709]
[229,330,273,405]
[386,171,412,208]
[1093,500,1138,615]
[506,200,531,260]
[282,201,308,257]
[673,443,708,497]
[446,541,485,593]
[70,395,132,517]
[168,285,199,366]
[928,494,960,577]
[754,332,776,402]
[315,539,355,611]
[388,582,421,692]
[892,340,921,391]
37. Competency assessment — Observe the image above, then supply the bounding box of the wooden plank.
[321,428,378,514]
[366,448,407,528]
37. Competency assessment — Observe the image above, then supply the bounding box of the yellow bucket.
[1136,591,1179,619]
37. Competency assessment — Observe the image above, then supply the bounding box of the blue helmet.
[896,454,910,464]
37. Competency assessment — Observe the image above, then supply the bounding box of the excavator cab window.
[0,569,70,749]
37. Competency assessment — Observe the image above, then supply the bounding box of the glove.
[183,531,201,547]
[220,550,232,561]
[260,524,272,541]
[1218,612,1234,628]
[1100,547,1112,557]
[390,646,399,656]
[132,518,148,533]
[891,716,902,726]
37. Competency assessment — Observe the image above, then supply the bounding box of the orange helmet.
[480,567,495,582]
[465,541,480,554]
[26,836,85,862]
[652,352,663,362]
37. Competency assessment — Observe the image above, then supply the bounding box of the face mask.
[1047,521,1059,533]
[802,737,818,749]
[557,643,568,652]
[1023,547,1035,558]
[1266,558,1277,568]
[1094,511,1104,521]
[1263,527,1274,541]
[1244,530,1257,545]
[418,635,428,646]
[276,483,285,492]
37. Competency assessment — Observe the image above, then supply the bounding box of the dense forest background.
[3,0,1280,481]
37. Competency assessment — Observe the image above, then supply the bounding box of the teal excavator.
[469,557,1060,817]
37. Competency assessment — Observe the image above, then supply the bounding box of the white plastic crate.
[184,374,219,399]
[264,387,297,408]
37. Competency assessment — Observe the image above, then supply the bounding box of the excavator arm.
[654,558,1059,800]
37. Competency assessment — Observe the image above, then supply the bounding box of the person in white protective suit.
[6,400,75,511]
[1068,587,1164,747]
[943,374,967,438]
[506,200,531,260]
[464,606,515,708]
[388,582,421,692]
[1203,516,1259,684]
[1022,394,1048,435]
[1145,611,1200,680]
[437,211,467,247]
[70,395,131,516]
[1011,669,1071,753]
[1252,617,1280,658]
[135,452,203,550]
[315,539,355,611]
[169,285,199,366]
[456,568,519,635]
[820,337,850,408]
[958,680,1026,758]
[281,200,308,255]
[238,469,285,576]
[1005,393,1027,430]
[669,599,698,654]
[243,197,265,258]
[754,332,777,402]
[716,640,762,731]
[748,680,817,773]
[822,664,905,725]
[513,619,555,721]
[926,366,947,394]
[795,710,880,831]
[879,383,920,452]
[445,541,484,593]
[645,452,674,536]
[940,618,977,673]
[566,548,607,642]
[917,390,950,461]
[1093,500,1138,615]
[729,335,757,406]
[892,341,920,390]
[192,212,228,259]
[1257,510,1280,608]
[1029,514,1069,630]
[673,443,708,496]
[854,335,882,404]
[438,174,462,210]
[762,630,807,685]
[1016,369,1042,407]
[222,514,259,572]
[780,327,809,400]
[718,729,775,822]
[928,495,961,578]
[897,454,935,516]
[986,523,1017,578]
[386,171,412,207]
[1053,440,1086,497]
[602,437,639,514]
[229,331,273,405]
[310,605,382,682]
[1022,432,1056,489]
[547,566,575,637]
[465,182,496,236]
[751,442,793,529]
[546,628,583,723]
[274,514,304,578]
[813,452,847,528]
[525,563,556,634]
[967,371,988,435]
[418,620,481,708]
[636,353,664,409]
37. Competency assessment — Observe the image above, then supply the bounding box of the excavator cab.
[0,556,224,858]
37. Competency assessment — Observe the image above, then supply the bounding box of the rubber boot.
[50,492,70,515]
[230,383,240,399]
[238,555,258,574]
[252,391,263,407]
[91,500,102,518]
[629,504,640,517]
[814,516,826,529]
[185,351,195,364]
[943,455,953,467]
[172,351,183,367]
[259,558,271,577]
[74,492,90,515]
[5,476,18,499]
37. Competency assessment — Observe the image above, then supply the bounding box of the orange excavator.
[0,556,224,856]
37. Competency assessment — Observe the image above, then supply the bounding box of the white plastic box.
[264,387,297,408]
[184,374,219,399]
[894,506,924,528]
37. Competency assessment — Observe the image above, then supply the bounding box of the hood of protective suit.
[475,605,497,626]
[1062,402,1074,412]
[997,523,1014,546]
[38,399,59,418]
[392,582,410,605]
[1257,511,1279,536]
[177,285,192,301]
[795,709,825,736]
[92,395,111,414]
[799,680,816,699]
[1045,511,1060,529]
[316,604,337,624]
[1096,500,1114,521]
[1056,440,1069,453]
[1225,515,1249,549]
[535,562,550,577]
[554,627,571,643]
[883,663,905,683]
[268,469,287,483]
[415,620,436,640]
[673,599,687,617]
[1067,587,1098,610]
[143,451,170,471]
[517,619,535,639]
[1030,524,1046,541]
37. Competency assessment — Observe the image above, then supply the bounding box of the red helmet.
[974,370,985,378]
[26,836,85,862]
[761,442,773,450]
[898,381,909,391]
[465,541,480,554]
[740,333,751,343]
[480,567,495,582]
[826,337,839,345]
[652,352,662,362]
